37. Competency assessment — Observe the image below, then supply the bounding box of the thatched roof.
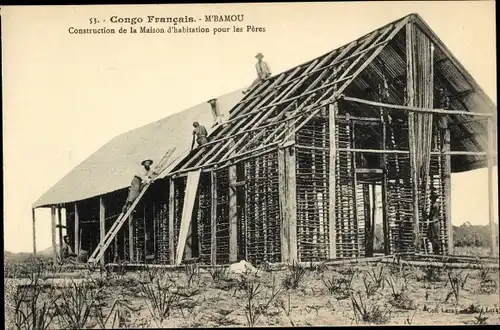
[33,90,245,208]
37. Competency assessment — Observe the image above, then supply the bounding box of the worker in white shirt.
[122,159,155,213]
[243,53,272,94]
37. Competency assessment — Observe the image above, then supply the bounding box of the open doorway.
[355,172,386,257]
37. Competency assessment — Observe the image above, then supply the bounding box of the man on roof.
[243,52,272,95]
[191,121,209,150]
[122,159,156,213]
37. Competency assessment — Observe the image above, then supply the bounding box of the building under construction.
[32,14,497,266]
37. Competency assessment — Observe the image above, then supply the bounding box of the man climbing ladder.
[88,148,175,264]
[122,159,155,213]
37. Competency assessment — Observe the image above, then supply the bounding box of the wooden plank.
[229,165,238,262]
[175,170,202,265]
[74,203,80,255]
[278,149,289,262]
[51,206,57,264]
[286,146,298,262]
[487,117,497,257]
[328,103,337,259]
[168,178,175,265]
[32,208,36,256]
[99,197,105,265]
[210,171,217,265]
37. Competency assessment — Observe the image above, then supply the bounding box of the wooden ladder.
[87,148,176,264]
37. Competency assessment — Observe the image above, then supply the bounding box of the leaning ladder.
[87,148,176,264]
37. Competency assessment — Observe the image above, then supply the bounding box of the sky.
[2,1,497,253]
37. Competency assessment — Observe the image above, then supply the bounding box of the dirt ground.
[4,260,500,329]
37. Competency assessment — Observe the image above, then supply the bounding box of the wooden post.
[74,203,80,254]
[211,171,217,265]
[128,214,134,262]
[32,208,37,256]
[406,21,420,252]
[229,165,238,262]
[51,206,57,264]
[381,111,390,255]
[168,178,175,265]
[328,103,337,259]
[278,149,289,262]
[99,197,105,265]
[439,116,453,254]
[352,124,360,258]
[286,146,298,262]
[487,117,497,257]
[57,206,63,260]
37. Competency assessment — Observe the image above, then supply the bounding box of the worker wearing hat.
[122,159,155,213]
[426,190,442,255]
[191,121,209,150]
[243,52,272,94]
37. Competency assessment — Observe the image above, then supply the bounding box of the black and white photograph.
[2,1,498,327]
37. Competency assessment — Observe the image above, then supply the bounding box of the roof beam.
[241,25,396,153]
[342,95,493,117]
[275,20,408,147]
[191,73,291,167]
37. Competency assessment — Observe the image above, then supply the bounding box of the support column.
[211,171,217,265]
[32,208,36,256]
[168,178,175,265]
[381,111,390,255]
[51,206,57,264]
[440,116,452,254]
[74,203,80,254]
[406,21,420,252]
[99,197,105,265]
[328,102,337,259]
[278,149,289,262]
[487,117,497,257]
[128,214,134,262]
[229,166,238,262]
[286,146,298,262]
[57,206,63,260]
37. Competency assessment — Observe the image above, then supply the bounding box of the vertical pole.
[286,146,298,262]
[57,206,63,260]
[168,178,175,265]
[229,165,238,262]
[278,148,289,262]
[99,197,105,265]
[406,21,420,252]
[211,171,217,265]
[439,116,452,254]
[128,214,134,262]
[487,117,497,257]
[381,110,390,255]
[74,203,80,255]
[51,206,57,264]
[32,208,36,256]
[328,103,337,259]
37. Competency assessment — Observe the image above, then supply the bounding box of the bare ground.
[4,260,500,329]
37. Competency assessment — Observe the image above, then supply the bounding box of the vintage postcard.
[2,1,498,328]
